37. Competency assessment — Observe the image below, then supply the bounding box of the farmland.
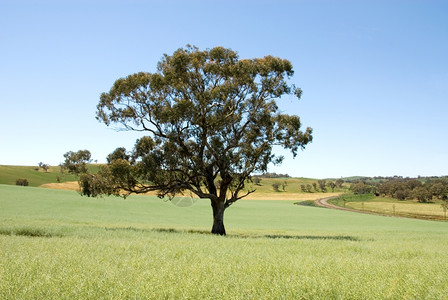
[329,194,448,221]
[1,184,448,299]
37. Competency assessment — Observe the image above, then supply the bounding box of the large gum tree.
[83,45,312,235]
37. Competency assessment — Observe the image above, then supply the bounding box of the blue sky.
[1,0,447,179]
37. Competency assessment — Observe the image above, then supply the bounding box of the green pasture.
[1,184,448,299]
[0,165,101,187]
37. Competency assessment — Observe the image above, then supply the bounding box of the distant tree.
[352,181,372,194]
[38,162,50,172]
[16,178,29,186]
[300,184,307,192]
[429,182,447,200]
[413,186,432,203]
[312,182,318,192]
[106,147,130,164]
[441,200,448,220]
[306,184,313,193]
[335,179,344,188]
[282,180,288,191]
[394,189,410,201]
[406,179,422,190]
[63,150,95,196]
[272,183,280,192]
[262,172,291,178]
[66,46,313,235]
[318,180,326,192]
[253,177,262,186]
[63,150,92,175]
[328,181,336,192]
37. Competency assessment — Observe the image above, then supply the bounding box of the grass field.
[2,184,448,299]
[0,165,100,187]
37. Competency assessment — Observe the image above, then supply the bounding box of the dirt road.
[314,196,381,215]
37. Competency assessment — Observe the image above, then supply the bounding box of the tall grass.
[1,185,448,299]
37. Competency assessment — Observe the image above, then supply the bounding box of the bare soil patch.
[40,182,79,190]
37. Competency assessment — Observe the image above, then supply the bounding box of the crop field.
[1,184,448,299]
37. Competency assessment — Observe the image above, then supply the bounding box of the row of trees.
[300,179,344,193]
[377,179,448,202]
[349,178,448,203]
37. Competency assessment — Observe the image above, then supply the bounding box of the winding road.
[314,196,381,216]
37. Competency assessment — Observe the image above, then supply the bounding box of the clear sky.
[1,0,447,179]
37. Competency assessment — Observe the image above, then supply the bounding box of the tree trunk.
[211,199,226,235]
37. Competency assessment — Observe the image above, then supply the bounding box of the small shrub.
[16,178,29,186]
[272,183,280,192]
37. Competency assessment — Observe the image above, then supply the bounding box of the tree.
[394,189,410,201]
[282,180,288,191]
[429,182,447,200]
[38,162,50,172]
[413,186,432,203]
[328,181,336,192]
[272,183,280,192]
[107,147,130,164]
[441,200,448,220]
[335,179,344,188]
[306,184,313,193]
[63,150,92,175]
[252,177,262,186]
[80,46,312,235]
[317,180,326,192]
[63,150,98,197]
[352,181,372,194]
[16,178,29,186]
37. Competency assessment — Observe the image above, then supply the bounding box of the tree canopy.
[73,46,313,235]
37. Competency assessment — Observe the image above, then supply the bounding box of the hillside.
[0,165,98,187]
[0,165,346,200]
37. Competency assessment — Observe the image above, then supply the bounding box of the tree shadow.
[104,226,361,241]
[260,234,360,241]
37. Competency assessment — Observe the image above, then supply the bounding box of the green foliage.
[328,181,336,192]
[15,178,29,186]
[281,180,288,191]
[63,150,92,175]
[317,179,326,192]
[294,200,317,206]
[335,178,344,188]
[252,176,262,185]
[351,181,373,194]
[413,186,432,203]
[106,147,130,164]
[37,162,49,172]
[306,184,312,193]
[378,178,448,202]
